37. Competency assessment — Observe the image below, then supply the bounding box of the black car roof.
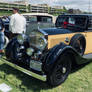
[58,14,92,18]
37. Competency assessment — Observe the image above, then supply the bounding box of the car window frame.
[87,16,92,30]
[67,16,87,29]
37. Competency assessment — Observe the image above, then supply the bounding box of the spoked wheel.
[70,34,86,55]
[47,54,71,87]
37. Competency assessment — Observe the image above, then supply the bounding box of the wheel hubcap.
[62,67,67,74]
[17,47,20,52]
[16,46,23,58]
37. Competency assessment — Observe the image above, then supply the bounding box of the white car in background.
[2,13,56,48]
[22,13,56,35]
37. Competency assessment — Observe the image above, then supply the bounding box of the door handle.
[65,37,70,43]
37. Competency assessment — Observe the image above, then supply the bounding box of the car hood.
[41,27,73,35]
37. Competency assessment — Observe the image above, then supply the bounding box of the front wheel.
[47,54,71,87]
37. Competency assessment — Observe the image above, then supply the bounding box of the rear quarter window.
[88,17,92,30]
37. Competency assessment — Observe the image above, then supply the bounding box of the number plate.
[30,60,42,71]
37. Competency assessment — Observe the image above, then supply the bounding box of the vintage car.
[4,14,92,87]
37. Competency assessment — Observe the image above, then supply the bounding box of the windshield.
[24,16,37,22]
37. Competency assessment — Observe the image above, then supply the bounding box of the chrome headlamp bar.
[38,37,47,50]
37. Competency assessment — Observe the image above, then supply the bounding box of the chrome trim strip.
[39,29,48,35]
[1,58,46,82]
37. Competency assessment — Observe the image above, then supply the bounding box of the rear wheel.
[70,34,86,55]
[47,54,71,87]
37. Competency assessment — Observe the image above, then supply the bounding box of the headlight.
[17,34,27,44]
[37,37,47,50]
[29,30,47,50]
[27,48,34,56]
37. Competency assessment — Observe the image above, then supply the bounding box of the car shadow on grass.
[0,60,91,92]
[71,60,92,73]
[0,63,52,92]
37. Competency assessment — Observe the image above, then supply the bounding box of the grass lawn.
[0,11,12,16]
[0,59,92,92]
[0,11,92,92]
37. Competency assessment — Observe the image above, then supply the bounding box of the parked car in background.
[22,13,56,24]
[22,13,56,35]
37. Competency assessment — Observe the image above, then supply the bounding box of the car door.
[84,17,92,54]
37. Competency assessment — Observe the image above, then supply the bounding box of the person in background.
[9,7,26,38]
[0,18,5,56]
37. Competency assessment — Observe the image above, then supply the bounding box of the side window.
[24,16,37,22]
[46,17,52,23]
[41,17,52,23]
[88,18,92,29]
[68,17,86,28]
[29,16,37,22]
[69,17,75,24]
[75,17,86,27]
[37,16,52,23]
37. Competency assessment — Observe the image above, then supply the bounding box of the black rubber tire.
[4,36,9,48]
[69,34,86,55]
[5,37,17,60]
[12,41,28,62]
[5,39,14,60]
[47,54,71,87]
[12,41,21,61]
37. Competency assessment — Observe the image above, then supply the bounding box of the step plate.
[83,53,92,59]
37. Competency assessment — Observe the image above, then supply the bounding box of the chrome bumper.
[1,58,46,82]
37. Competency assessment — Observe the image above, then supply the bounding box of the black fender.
[69,34,86,55]
[42,42,88,73]
[5,36,29,60]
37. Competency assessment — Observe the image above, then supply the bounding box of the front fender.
[42,42,88,73]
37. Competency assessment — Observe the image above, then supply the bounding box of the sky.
[5,0,92,12]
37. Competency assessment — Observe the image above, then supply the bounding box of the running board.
[1,57,46,82]
[83,53,92,59]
